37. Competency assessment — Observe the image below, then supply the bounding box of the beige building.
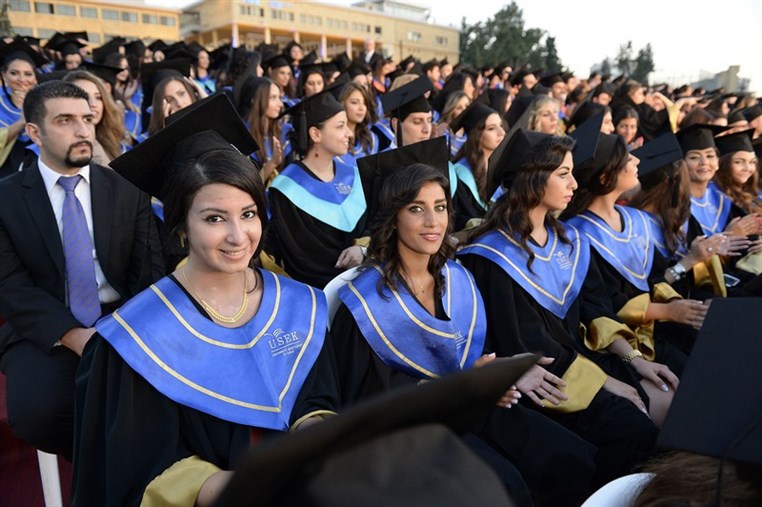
[181,0,459,63]
[5,0,180,46]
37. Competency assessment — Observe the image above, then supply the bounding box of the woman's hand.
[629,357,679,392]
[689,234,750,261]
[603,376,648,415]
[748,237,762,254]
[432,122,449,139]
[335,245,365,269]
[725,214,762,237]
[124,79,138,100]
[473,353,522,408]
[514,357,568,408]
[664,299,708,329]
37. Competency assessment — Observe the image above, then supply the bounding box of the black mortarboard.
[325,73,351,100]
[265,53,290,71]
[148,39,169,53]
[566,101,607,131]
[82,61,122,87]
[508,66,530,87]
[35,70,70,83]
[727,109,748,125]
[539,70,563,87]
[742,104,762,123]
[92,38,124,64]
[216,354,536,507]
[19,35,40,46]
[110,94,257,200]
[0,39,48,68]
[346,59,370,78]
[439,57,449,67]
[331,52,351,73]
[63,31,88,42]
[44,33,66,50]
[380,76,432,120]
[449,101,496,135]
[356,136,450,225]
[46,33,86,56]
[420,58,439,72]
[658,298,762,468]
[163,43,194,61]
[488,128,554,197]
[676,123,728,152]
[281,89,345,156]
[715,129,755,156]
[503,94,537,129]
[570,113,619,185]
[631,132,683,190]
[123,39,146,59]
[140,58,192,95]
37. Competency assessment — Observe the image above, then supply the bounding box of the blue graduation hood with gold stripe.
[95,270,327,430]
[338,261,486,379]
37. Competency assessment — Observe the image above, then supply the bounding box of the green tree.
[600,57,612,78]
[459,2,557,70]
[631,43,655,84]
[0,2,14,38]
[615,41,633,76]
[544,36,562,71]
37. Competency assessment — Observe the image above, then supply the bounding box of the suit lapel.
[21,163,65,277]
[90,165,113,269]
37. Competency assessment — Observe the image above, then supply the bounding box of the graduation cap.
[63,31,88,42]
[538,70,564,87]
[568,111,620,186]
[331,52,352,74]
[163,43,194,61]
[264,53,290,71]
[487,128,554,197]
[346,58,371,78]
[714,129,755,156]
[92,38,124,64]
[110,93,258,200]
[631,132,683,190]
[676,123,728,152]
[215,353,536,507]
[658,298,762,471]
[508,67,531,87]
[81,62,122,87]
[123,39,147,59]
[148,39,169,53]
[356,137,450,226]
[298,50,317,66]
[0,39,48,68]
[324,72,351,100]
[449,100,496,136]
[46,33,86,56]
[742,104,762,123]
[35,69,71,83]
[281,89,345,156]
[439,57,450,67]
[18,35,40,47]
[503,94,537,129]
[566,101,607,131]
[380,75,433,121]
[727,109,748,126]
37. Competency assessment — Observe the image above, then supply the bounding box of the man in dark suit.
[0,81,164,459]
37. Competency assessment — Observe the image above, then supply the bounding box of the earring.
[314,146,319,158]
[179,235,186,249]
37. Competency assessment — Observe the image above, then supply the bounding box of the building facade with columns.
[181,0,459,63]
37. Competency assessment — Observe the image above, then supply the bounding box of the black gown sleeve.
[266,186,366,288]
[452,183,486,232]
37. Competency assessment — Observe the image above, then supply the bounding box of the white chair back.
[323,267,360,329]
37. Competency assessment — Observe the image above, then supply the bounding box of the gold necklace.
[181,268,250,324]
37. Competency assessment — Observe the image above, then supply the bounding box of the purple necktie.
[58,175,101,327]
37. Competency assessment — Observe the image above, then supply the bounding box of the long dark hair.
[339,82,374,155]
[453,114,497,202]
[163,150,269,265]
[365,163,454,298]
[561,135,629,218]
[714,152,762,214]
[468,135,575,272]
[629,161,691,255]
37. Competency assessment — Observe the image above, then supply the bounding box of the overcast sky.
[149,0,762,94]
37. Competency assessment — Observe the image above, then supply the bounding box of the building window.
[14,26,33,36]
[57,4,75,16]
[102,8,118,20]
[271,9,294,21]
[435,36,448,46]
[407,31,422,42]
[160,16,176,26]
[34,2,54,14]
[121,11,137,22]
[142,14,157,24]
[375,26,382,35]
[38,28,55,39]
[89,33,101,43]
[8,0,31,12]
[80,6,97,18]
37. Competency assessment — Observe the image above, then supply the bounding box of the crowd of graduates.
[1,31,762,506]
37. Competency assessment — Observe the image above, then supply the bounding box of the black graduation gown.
[72,280,339,507]
[332,299,597,507]
[453,181,487,231]
[266,161,367,289]
[459,253,658,489]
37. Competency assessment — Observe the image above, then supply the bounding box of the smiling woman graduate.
[72,94,338,507]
